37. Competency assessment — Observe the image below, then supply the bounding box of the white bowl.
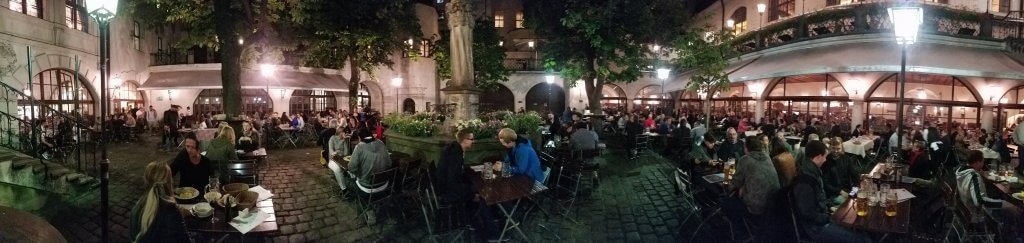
[193,202,214,218]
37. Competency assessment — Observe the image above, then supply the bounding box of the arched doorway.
[865,73,981,130]
[479,84,515,112]
[289,90,337,115]
[600,84,627,110]
[193,89,273,117]
[20,68,96,119]
[524,83,565,114]
[112,81,145,114]
[357,81,384,112]
[403,98,416,113]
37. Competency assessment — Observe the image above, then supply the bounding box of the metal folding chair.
[225,159,260,186]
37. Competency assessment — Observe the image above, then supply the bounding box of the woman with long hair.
[128,161,192,242]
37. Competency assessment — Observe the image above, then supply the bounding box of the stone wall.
[0,148,98,212]
[385,131,507,166]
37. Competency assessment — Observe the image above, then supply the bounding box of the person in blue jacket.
[495,128,544,183]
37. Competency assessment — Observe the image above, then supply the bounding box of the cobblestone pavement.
[41,134,699,242]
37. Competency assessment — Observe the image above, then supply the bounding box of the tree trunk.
[583,55,603,130]
[347,57,361,112]
[214,0,241,118]
[704,95,713,128]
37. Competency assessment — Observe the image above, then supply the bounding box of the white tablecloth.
[973,148,1000,159]
[842,138,875,157]
[744,131,760,137]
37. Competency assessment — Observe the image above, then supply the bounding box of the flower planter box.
[385,131,507,166]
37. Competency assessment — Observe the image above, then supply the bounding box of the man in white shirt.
[1014,118,1024,173]
[146,106,158,133]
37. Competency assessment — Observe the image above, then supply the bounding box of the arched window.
[524,83,565,114]
[601,84,627,109]
[289,90,337,115]
[634,85,670,110]
[479,85,515,112]
[403,98,416,113]
[995,85,1024,129]
[711,83,756,118]
[865,73,981,130]
[193,89,273,116]
[113,81,145,112]
[731,7,748,34]
[20,68,94,119]
[764,74,850,123]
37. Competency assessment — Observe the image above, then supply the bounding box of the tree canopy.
[433,19,510,92]
[671,29,737,125]
[126,0,422,113]
[523,0,688,116]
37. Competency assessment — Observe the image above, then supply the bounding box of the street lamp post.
[889,6,923,155]
[657,68,670,111]
[545,74,555,114]
[85,0,117,241]
[757,3,767,29]
[392,77,403,113]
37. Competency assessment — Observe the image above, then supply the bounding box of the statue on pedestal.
[441,0,479,124]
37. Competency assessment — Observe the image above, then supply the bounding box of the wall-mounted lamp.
[726,19,735,29]
[527,41,535,48]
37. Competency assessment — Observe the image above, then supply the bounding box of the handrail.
[732,2,1024,55]
[0,80,99,177]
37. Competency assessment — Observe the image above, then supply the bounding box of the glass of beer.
[855,192,868,217]
[884,191,898,217]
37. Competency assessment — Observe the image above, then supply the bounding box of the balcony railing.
[732,2,1024,55]
[503,58,543,71]
[150,48,221,66]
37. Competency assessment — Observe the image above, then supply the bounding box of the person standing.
[1014,118,1024,174]
[147,106,159,134]
[162,105,180,151]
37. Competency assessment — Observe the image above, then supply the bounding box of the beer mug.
[855,192,868,217]
[884,191,898,217]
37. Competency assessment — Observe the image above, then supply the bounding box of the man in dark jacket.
[717,128,745,161]
[822,139,859,204]
[162,105,180,151]
[438,130,500,241]
[791,140,870,243]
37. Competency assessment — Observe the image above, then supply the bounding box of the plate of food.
[175,187,199,200]
[1013,192,1024,201]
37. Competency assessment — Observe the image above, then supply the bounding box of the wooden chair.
[224,159,259,186]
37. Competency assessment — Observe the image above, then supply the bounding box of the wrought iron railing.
[503,58,543,71]
[0,81,99,177]
[732,2,1024,55]
[150,47,221,66]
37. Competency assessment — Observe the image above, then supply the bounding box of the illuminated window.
[113,82,145,111]
[731,7,748,34]
[21,69,95,118]
[8,0,41,17]
[131,22,141,51]
[289,90,338,115]
[992,0,1009,12]
[66,0,87,32]
[193,89,272,116]
[515,11,525,28]
[494,11,505,28]
[769,0,795,21]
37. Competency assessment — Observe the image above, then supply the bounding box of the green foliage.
[383,113,438,137]
[434,20,511,92]
[523,0,688,112]
[292,0,421,72]
[672,29,737,99]
[503,111,544,136]
[453,118,502,140]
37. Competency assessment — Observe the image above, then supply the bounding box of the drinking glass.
[885,192,898,217]
[880,183,890,195]
[855,192,868,217]
[502,165,511,178]
[483,162,493,179]
[206,177,220,194]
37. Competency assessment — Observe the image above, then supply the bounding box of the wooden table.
[468,171,534,242]
[830,195,911,234]
[0,206,66,243]
[182,199,278,235]
[983,171,1024,209]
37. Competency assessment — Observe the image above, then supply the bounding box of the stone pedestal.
[442,88,479,122]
